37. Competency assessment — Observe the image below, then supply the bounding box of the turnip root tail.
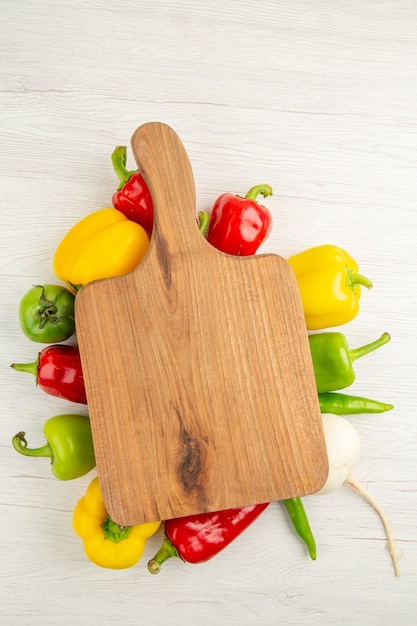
[346,473,400,577]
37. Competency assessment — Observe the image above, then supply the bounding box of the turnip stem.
[346,473,400,577]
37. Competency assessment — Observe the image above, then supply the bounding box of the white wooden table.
[1,1,416,624]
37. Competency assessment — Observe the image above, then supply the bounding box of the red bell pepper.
[11,345,87,404]
[148,502,269,573]
[111,145,154,235]
[207,184,273,256]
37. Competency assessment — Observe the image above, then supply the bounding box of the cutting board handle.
[131,122,205,256]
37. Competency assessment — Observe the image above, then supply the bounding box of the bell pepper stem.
[12,431,53,458]
[68,282,82,293]
[198,211,210,236]
[36,285,75,328]
[347,269,373,290]
[111,146,137,190]
[11,357,39,379]
[245,184,273,202]
[349,332,390,363]
[101,514,132,543]
[148,536,179,574]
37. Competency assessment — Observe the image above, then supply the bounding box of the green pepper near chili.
[309,331,390,393]
[12,414,95,480]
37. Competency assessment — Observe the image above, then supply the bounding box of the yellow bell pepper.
[53,208,149,289]
[72,476,161,569]
[287,244,373,330]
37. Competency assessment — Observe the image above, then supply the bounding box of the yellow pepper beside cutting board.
[53,208,149,289]
[287,244,373,330]
[72,476,161,569]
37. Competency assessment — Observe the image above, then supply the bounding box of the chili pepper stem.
[245,184,273,202]
[10,358,39,379]
[347,270,373,290]
[346,473,400,577]
[349,332,390,362]
[111,146,137,190]
[12,431,53,459]
[148,536,180,574]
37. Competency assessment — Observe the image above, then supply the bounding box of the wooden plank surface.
[1,1,416,624]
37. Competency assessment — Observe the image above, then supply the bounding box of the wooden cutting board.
[75,122,328,526]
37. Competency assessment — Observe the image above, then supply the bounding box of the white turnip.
[315,413,400,576]
[315,413,361,495]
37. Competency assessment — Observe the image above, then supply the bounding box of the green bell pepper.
[309,331,390,393]
[12,414,95,480]
[19,284,75,343]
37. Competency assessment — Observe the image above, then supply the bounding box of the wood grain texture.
[75,122,327,524]
[1,1,417,624]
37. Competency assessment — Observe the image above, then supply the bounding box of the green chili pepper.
[282,497,316,560]
[12,414,95,480]
[309,331,390,393]
[318,392,393,415]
